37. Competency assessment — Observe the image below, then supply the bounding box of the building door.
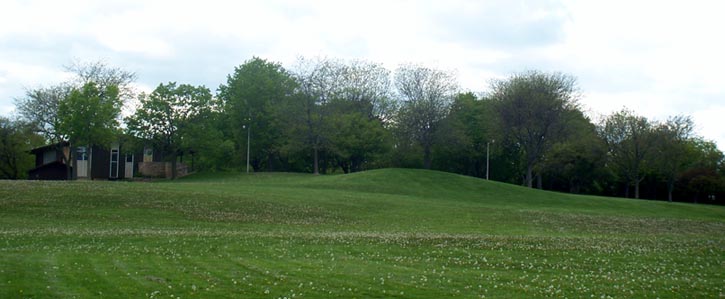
[76,147,88,178]
[109,148,119,179]
[124,154,134,178]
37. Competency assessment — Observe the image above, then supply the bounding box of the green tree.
[688,139,724,171]
[335,59,395,120]
[218,57,298,172]
[322,59,394,172]
[599,109,655,199]
[0,117,43,179]
[126,82,214,179]
[490,71,580,188]
[394,64,457,169]
[15,84,71,143]
[326,105,391,173]
[65,60,137,102]
[539,111,608,193]
[58,82,122,178]
[652,115,695,202]
[289,57,345,174]
[15,84,73,173]
[433,92,497,177]
[180,110,234,172]
[677,139,725,203]
[15,60,136,179]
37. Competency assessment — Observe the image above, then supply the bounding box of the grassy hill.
[1,168,724,298]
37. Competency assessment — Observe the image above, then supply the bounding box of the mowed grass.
[1,168,724,298]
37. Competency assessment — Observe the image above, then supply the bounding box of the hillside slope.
[1,168,724,298]
[143,168,725,237]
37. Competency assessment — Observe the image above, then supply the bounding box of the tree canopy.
[7,57,725,204]
[490,71,579,188]
[126,82,214,179]
[394,64,457,169]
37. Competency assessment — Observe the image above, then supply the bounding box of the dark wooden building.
[28,142,138,180]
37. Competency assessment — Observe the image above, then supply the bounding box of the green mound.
[1,169,724,298]
[179,168,725,221]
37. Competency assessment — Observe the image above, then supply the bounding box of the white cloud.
[552,0,725,149]
[0,60,73,114]
[693,106,725,145]
[0,0,723,150]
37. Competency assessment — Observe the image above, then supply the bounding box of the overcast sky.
[1,0,724,149]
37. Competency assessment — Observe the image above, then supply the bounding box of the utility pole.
[246,121,250,174]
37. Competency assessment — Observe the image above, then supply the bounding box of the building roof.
[29,141,70,154]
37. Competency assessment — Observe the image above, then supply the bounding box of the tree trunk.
[11,153,18,179]
[569,178,576,193]
[6,143,20,179]
[667,179,674,202]
[536,173,543,189]
[525,164,533,188]
[320,151,328,174]
[634,176,645,199]
[340,161,349,174]
[66,144,74,180]
[313,147,319,175]
[423,145,432,169]
[635,178,640,199]
[70,146,77,180]
[251,159,261,172]
[569,178,581,194]
[351,157,360,173]
[87,146,93,179]
[624,184,630,198]
[171,154,177,180]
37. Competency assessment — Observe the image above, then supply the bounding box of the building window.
[110,149,119,178]
[43,150,56,165]
[76,147,88,161]
[144,147,153,162]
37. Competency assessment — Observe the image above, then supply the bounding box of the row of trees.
[5,58,725,204]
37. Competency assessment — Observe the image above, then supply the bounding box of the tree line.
[4,58,725,204]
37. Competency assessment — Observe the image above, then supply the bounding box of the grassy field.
[1,168,724,298]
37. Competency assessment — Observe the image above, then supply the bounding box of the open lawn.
[1,168,724,298]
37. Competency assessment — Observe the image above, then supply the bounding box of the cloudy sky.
[1,0,724,149]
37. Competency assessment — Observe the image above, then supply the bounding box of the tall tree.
[394,64,457,169]
[433,92,497,177]
[490,71,580,188]
[335,59,395,120]
[14,84,73,177]
[325,103,391,173]
[218,57,298,172]
[126,82,214,179]
[678,139,725,203]
[289,57,345,174]
[180,109,233,172]
[600,109,654,199]
[58,82,122,178]
[65,60,137,102]
[652,115,695,202]
[0,117,43,179]
[539,110,608,194]
[324,59,394,172]
[14,84,72,143]
[15,60,136,179]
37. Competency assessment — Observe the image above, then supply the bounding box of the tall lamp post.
[486,139,495,180]
[243,121,251,174]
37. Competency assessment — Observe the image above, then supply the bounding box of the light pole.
[244,121,250,174]
[486,139,494,180]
